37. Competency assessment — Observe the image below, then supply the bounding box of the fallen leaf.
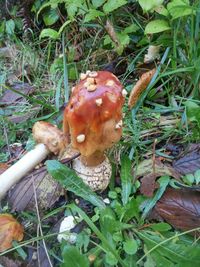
[136,158,180,197]
[0,82,35,105]
[128,68,156,109]
[0,163,10,175]
[140,173,160,197]
[152,187,200,235]
[135,158,181,180]
[8,169,63,212]
[105,19,120,47]
[0,256,22,267]
[144,45,160,63]
[0,214,24,252]
[173,144,200,175]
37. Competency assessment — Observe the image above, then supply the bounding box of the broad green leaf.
[6,19,15,35]
[39,28,59,39]
[138,231,200,265]
[123,239,138,255]
[46,160,105,209]
[103,0,127,14]
[145,20,170,34]
[43,8,59,26]
[167,0,195,19]
[149,222,172,232]
[183,173,195,185]
[138,0,164,12]
[121,155,132,205]
[84,9,104,22]
[92,0,106,8]
[61,245,89,267]
[154,5,169,16]
[142,176,170,219]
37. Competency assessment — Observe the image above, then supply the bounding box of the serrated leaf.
[138,0,164,12]
[84,9,104,22]
[103,0,127,14]
[46,160,105,209]
[39,28,59,39]
[145,20,170,34]
[61,245,89,267]
[121,155,132,205]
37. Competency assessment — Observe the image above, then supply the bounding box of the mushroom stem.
[0,144,50,200]
[81,151,105,166]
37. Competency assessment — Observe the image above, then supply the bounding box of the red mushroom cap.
[63,71,125,158]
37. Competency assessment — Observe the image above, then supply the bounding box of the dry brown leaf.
[0,214,24,252]
[152,188,200,235]
[105,19,120,47]
[173,144,200,175]
[128,68,156,109]
[140,173,160,197]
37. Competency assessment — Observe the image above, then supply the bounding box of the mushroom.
[0,70,125,198]
[0,122,68,200]
[63,70,125,191]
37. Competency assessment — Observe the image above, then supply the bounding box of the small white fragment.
[95,98,103,106]
[106,80,115,86]
[57,216,78,244]
[76,134,85,143]
[122,89,127,97]
[115,120,123,129]
[87,84,97,92]
[86,70,91,75]
[144,45,160,63]
[52,140,58,147]
[88,71,98,77]
[71,86,75,92]
[80,73,87,80]
[103,198,110,204]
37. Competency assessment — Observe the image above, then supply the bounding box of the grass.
[0,0,200,266]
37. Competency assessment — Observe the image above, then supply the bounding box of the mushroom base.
[72,156,112,191]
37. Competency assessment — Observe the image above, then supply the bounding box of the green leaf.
[58,20,71,35]
[138,0,164,12]
[92,0,106,8]
[46,160,105,209]
[43,8,59,26]
[5,19,15,35]
[84,9,104,22]
[183,173,195,185]
[142,176,170,219]
[123,239,138,255]
[167,0,195,19]
[103,0,127,14]
[123,23,139,34]
[149,222,172,232]
[145,20,170,34]
[121,155,132,205]
[61,245,89,267]
[154,5,169,16]
[105,252,118,266]
[138,231,200,266]
[185,100,200,127]
[39,28,59,39]
[194,169,200,184]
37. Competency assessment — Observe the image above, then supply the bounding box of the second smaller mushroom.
[63,70,125,191]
